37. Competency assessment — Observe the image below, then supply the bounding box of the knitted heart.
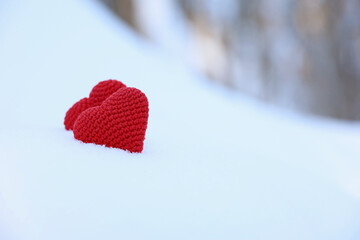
[64,79,126,130]
[73,87,149,153]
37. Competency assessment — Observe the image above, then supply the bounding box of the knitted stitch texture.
[73,87,149,153]
[64,80,126,130]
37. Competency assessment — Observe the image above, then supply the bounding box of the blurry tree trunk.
[101,0,139,31]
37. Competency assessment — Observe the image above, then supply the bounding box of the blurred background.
[101,0,360,120]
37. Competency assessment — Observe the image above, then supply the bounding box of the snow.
[0,0,360,239]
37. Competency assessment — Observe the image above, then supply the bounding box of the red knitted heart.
[64,80,126,130]
[73,87,149,153]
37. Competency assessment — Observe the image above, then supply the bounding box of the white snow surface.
[0,1,360,239]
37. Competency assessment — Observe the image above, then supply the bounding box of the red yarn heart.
[64,80,126,130]
[73,87,149,153]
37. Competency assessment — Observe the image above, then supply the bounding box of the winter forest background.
[101,0,360,120]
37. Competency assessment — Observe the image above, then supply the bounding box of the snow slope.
[0,0,360,239]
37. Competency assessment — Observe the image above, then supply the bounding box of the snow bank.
[0,0,360,239]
